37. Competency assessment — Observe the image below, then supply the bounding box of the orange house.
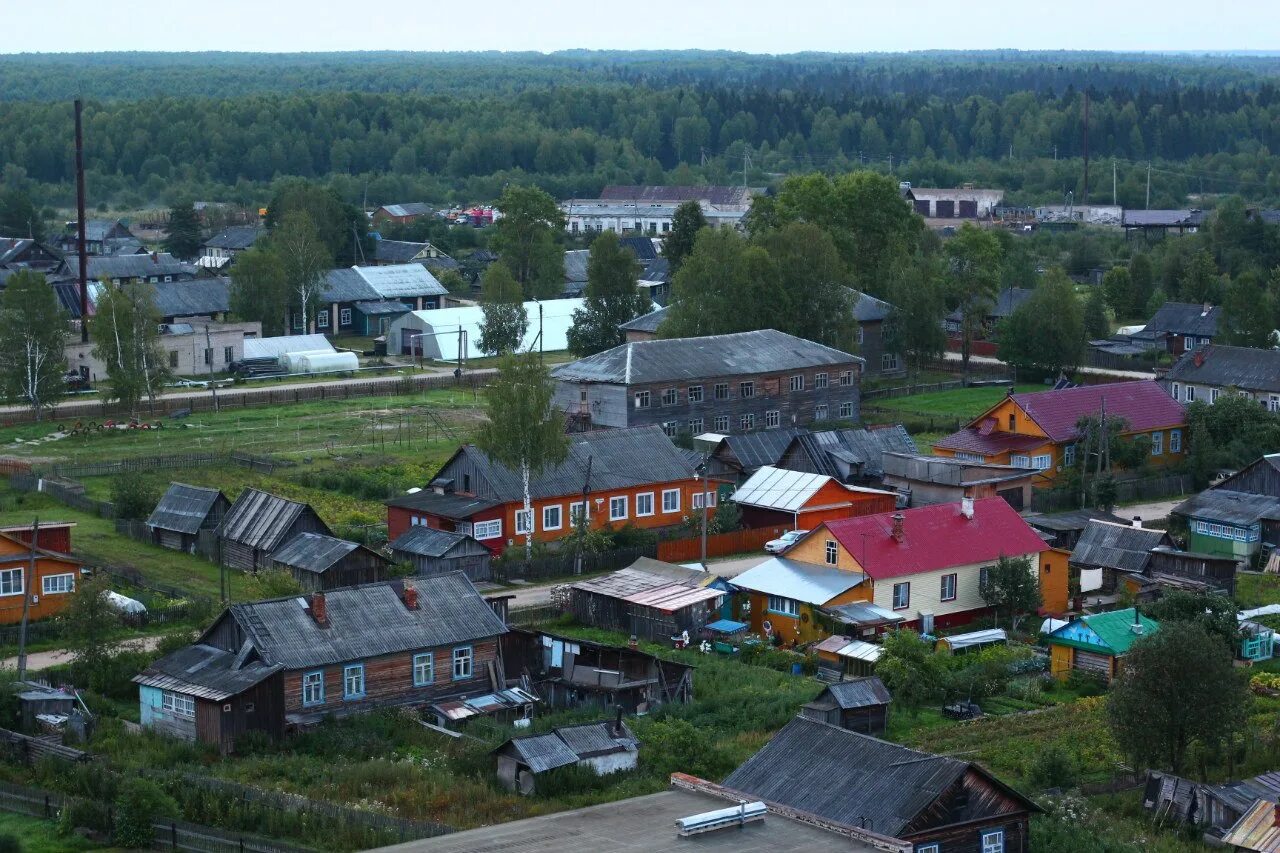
[0,527,85,625]
[729,466,897,532]
[386,426,724,554]
[1039,546,1072,616]
[934,381,1188,487]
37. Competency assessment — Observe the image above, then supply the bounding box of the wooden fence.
[1029,473,1194,514]
[860,406,965,435]
[862,377,1012,401]
[48,451,288,480]
[491,544,656,583]
[0,728,90,764]
[656,525,786,562]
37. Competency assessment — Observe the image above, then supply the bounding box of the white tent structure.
[387,298,587,360]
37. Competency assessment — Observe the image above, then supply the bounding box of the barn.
[146,483,231,553]
[387,526,492,582]
[270,533,392,592]
[217,488,332,571]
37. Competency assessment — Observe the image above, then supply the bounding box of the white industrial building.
[559,185,760,236]
[386,298,587,360]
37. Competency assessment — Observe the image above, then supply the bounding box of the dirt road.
[941,351,1156,380]
[1,633,166,672]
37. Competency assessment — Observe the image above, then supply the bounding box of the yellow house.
[730,556,872,645]
[934,381,1188,487]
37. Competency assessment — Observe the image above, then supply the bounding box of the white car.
[764,530,808,554]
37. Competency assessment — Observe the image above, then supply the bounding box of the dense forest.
[1,50,1279,210]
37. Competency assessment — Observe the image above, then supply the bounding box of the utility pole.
[1112,160,1117,206]
[1053,145,1058,161]
[1081,91,1090,205]
[74,99,89,343]
[574,456,593,576]
[887,154,894,172]
[1146,164,1152,210]
[699,460,710,567]
[204,324,219,413]
[16,516,37,682]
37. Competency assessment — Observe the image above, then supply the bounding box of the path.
[941,351,1156,380]
[0,633,166,672]
[1112,497,1186,523]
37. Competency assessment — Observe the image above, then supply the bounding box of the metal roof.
[851,290,893,323]
[618,305,669,334]
[732,466,835,512]
[152,277,231,318]
[354,300,413,316]
[564,250,590,283]
[1069,521,1170,572]
[61,252,196,281]
[715,428,804,471]
[373,240,432,264]
[146,482,227,535]
[1003,380,1186,443]
[132,643,281,701]
[1164,344,1280,395]
[1049,608,1160,655]
[1222,797,1280,852]
[321,268,379,302]
[729,558,866,605]
[1123,209,1201,227]
[1142,301,1220,337]
[389,298,587,359]
[270,533,369,574]
[1172,489,1280,526]
[378,203,433,218]
[203,226,263,251]
[242,334,335,360]
[217,488,326,552]
[551,329,863,385]
[572,568,722,613]
[388,526,472,558]
[938,628,1008,651]
[946,287,1032,323]
[557,719,638,757]
[216,574,507,670]
[822,601,904,627]
[597,185,758,205]
[505,733,580,773]
[385,490,502,518]
[321,264,447,303]
[787,427,917,480]
[820,677,892,710]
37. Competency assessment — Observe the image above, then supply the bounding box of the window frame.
[413,653,434,687]
[452,646,474,680]
[825,540,838,566]
[636,492,654,517]
[789,374,804,392]
[739,381,755,399]
[338,307,352,327]
[740,413,755,431]
[662,421,679,438]
[766,595,799,617]
[839,370,853,386]
[0,567,23,597]
[41,573,75,595]
[343,664,366,700]
[940,573,957,602]
[634,390,651,409]
[687,385,704,403]
[765,410,781,429]
[881,352,900,371]
[814,372,828,389]
[814,404,829,421]
[714,382,730,400]
[473,519,502,540]
[515,510,533,536]
[1170,429,1182,453]
[714,415,730,432]
[542,504,562,532]
[981,829,1005,853]
[168,350,179,369]
[661,489,681,513]
[892,582,911,611]
[317,310,330,329]
[609,495,628,521]
[661,388,678,406]
[1031,454,1052,470]
[1151,431,1164,456]
[688,418,704,434]
[161,690,195,717]
[838,401,854,419]
[302,670,325,707]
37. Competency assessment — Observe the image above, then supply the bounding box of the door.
[959,199,978,218]
[935,200,956,218]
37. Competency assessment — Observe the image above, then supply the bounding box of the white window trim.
[1151,431,1164,455]
[941,573,957,602]
[1170,429,1182,453]
[453,646,474,680]
[1031,454,1052,470]
[41,573,75,595]
[767,595,799,617]
[515,510,533,535]
[825,540,838,565]
[982,829,1005,853]
[317,311,330,328]
[893,582,910,610]
[609,495,628,521]
[636,492,655,517]
[542,505,562,532]
[0,567,23,597]
[302,670,324,706]
[473,519,502,540]
[339,308,353,326]
[662,489,681,513]
[343,663,365,699]
[161,690,195,717]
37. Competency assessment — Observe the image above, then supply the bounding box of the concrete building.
[64,320,261,382]
[560,185,759,236]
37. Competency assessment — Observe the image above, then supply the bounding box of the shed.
[388,526,492,581]
[216,488,332,571]
[566,567,725,642]
[729,466,896,530]
[270,533,391,592]
[1046,607,1160,682]
[147,483,231,553]
[1069,520,1173,593]
[936,628,1008,655]
[494,717,639,795]
[812,635,885,680]
[15,683,77,731]
[800,677,891,735]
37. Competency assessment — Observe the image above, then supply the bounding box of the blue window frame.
[452,646,473,680]
[302,670,325,706]
[343,664,366,700]
[413,653,434,687]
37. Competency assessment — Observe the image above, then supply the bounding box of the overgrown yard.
[869,383,1043,420]
[0,811,114,853]
[1236,572,1280,610]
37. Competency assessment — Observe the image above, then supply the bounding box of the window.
[1064,444,1076,467]
[940,573,957,601]
[203,348,212,365]
[767,595,798,616]
[413,653,434,687]
[42,574,75,595]
[343,664,365,699]
[688,385,703,403]
[1183,335,1194,351]
[569,502,588,525]
[740,413,755,431]
[825,540,838,565]
[1170,429,1182,453]
[662,489,680,513]
[981,830,1005,853]
[634,391,650,409]
[881,352,900,371]
[223,346,234,364]
[764,410,780,429]
[636,492,654,516]
[339,308,352,326]
[956,452,985,463]
[473,519,502,540]
[714,383,730,400]
[662,420,679,437]
[1151,431,1164,455]
[662,388,678,406]
[609,495,628,521]
[692,491,716,510]
[1211,388,1221,403]
[453,646,473,679]
[317,311,330,329]
[0,568,22,596]
[814,405,829,421]
[515,510,533,535]
[1011,454,1030,468]
[1171,383,1180,400]
[856,326,865,345]
[1032,454,1052,470]
[161,691,195,717]
[302,671,325,706]
[815,372,828,389]
[839,402,854,419]
[688,418,704,434]
[542,505,562,531]
[790,374,804,392]
[892,582,910,610]
[1184,385,1195,403]
[714,415,730,432]
[739,381,755,398]
[839,370,853,386]
[168,350,179,369]
[1007,413,1017,431]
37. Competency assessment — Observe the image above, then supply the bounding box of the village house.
[944,287,1033,343]
[904,185,1005,219]
[151,277,233,324]
[552,329,863,437]
[851,290,903,376]
[704,429,805,483]
[387,526,493,582]
[1171,453,1280,567]
[1069,519,1174,595]
[563,560,727,642]
[618,305,669,342]
[732,497,1050,642]
[371,239,457,278]
[1045,607,1159,682]
[217,488,333,571]
[729,466,897,531]
[559,185,758,236]
[315,264,448,336]
[146,483,231,554]
[56,252,198,286]
[879,452,1036,511]
[724,716,1039,853]
[133,574,509,751]
[269,532,391,593]
[0,237,61,273]
[0,523,84,626]
[1122,209,1206,239]
[494,716,639,795]
[1142,301,1220,356]
[58,219,139,256]
[1163,345,1280,411]
[1024,508,1126,551]
[799,677,891,735]
[934,380,1188,485]
[64,320,262,383]
[372,203,434,226]
[774,426,917,486]
[197,225,264,270]
[385,427,717,554]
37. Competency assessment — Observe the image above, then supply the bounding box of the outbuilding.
[494,716,639,795]
[216,488,332,571]
[730,466,896,530]
[800,677,891,735]
[146,483,231,553]
[388,526,492,582]
[270,533,391,592]
[1046,607,1160,682]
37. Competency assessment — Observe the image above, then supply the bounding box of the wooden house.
[0,530,85,626]
[0,522,76,555]
[729,466,896,531]
[387,526,492,582]
[724,716,1039,853]
[565,563,725,642]
[134,574,509,751]
[1046,607,1160,682]
[1142,301,1220,356]
[934,381,1188,486]
[501,628,693,713]
[800,678,891,735]
[316,264,447,335]
[774,426,917,486]
[373,203,433,226]
[217,488,332,571]
[270,533,391,592]
[494,717,639,795]
[146,483,230,553]
[879,452,1035,511]
[1068,520,1173,595]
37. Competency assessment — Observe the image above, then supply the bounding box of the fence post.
[172,821,178,850]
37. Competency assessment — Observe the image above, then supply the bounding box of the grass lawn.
[0,812,114,853]
[1236,572,1280,610]
[869,384,1044,421]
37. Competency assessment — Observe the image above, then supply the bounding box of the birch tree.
[0,270,69,420]
[90,279,170,416]
[272,211,332,333]
[475,353,569,559]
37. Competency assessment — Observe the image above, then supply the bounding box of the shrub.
[110,476,160,520]
[113,777,178,848]
[1065,669,1107,697]
[639,718,731,781]
[58,798,113,836]
[1026,745,1079,790]
[0,833,21,853]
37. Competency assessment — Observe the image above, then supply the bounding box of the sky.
[7,0,1280,54]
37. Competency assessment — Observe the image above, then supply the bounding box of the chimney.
[1131,606,1143,635]
[310,592,328,627]
[1132,515,1143,529]
[403,585,419,610]
[961,494,975,520]
[1193,349,1205,367]
[1202,302,1211,317]
[890,512,905,543]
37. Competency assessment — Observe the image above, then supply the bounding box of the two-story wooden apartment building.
[385,426,718,554]
[934,381,1187,486]
[133,574,508,752]
[552,329,863,438]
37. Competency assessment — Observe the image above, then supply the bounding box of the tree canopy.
[477,263,528,356]
[566,231,649,357]
[490,185,564,301]
[0,269,68,420]
[997,269,1085,377]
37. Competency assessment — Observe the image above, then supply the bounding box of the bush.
[1026,745,1079,790]
[639,718,732,781]
[110,476,160,521]
[0,833,21,853]
[1064,669,1107,698]
[58,798,113,836]
[113,777,178,848]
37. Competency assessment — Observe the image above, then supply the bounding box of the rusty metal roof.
[1223,798,1280,851]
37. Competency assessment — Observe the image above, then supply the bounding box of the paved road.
[0,633,166,672]
[941,351,1156,380]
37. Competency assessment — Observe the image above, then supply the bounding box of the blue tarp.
[706,619,748,634]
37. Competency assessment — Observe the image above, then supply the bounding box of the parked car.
[764,530,809,554]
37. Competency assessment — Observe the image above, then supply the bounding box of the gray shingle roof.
[1069,520,1171,572]
[378,203,433,218]
[374,240,431,264]
[385,491,502,518]
[62,253,196,281]
[564,250,590,284]
[133,643,281,701]
[152,277,231,318]
[787,427,917,480]
[718,428,805,470]
[219,574,507,669]
[499,720,638,774]
[388,526,470,558]
[1143,302,1220,338]
[617,305,668,334]
[321,268,380,302]
[147,482,227,535]
[1172,489,1280,526]
[822,677,892,710]
[1163,344,1280,394]
[552,329,862,385]
[203,226,263,251]
[270,533,361,574]
[0,238,34,265]
[852,291,893,323]
[946,287,1033,323]
[217,488,326,552]
[506,733,580,773]
[1123,209,1202,227]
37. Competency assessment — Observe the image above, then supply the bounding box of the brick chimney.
[310,592,328,627]
[1132,516,1143,529]
[403,585,419,611]
[961,494,975,520]
[890,512,905,543]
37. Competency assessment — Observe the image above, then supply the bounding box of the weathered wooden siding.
[195,674,285,753]
[139,685,197,741]
[288,549,390,593]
